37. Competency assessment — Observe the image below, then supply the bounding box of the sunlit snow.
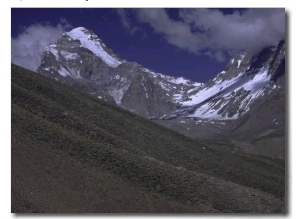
[60,51,80,60]
[185,67,272,120]
[169,77,190,85]
[183,67,270,107]
[237,55,245,68]
[58,66,81,79]
[67,27,123,68]
[58,66,69,77]
[173,93,184,101]
[46,45,59,60]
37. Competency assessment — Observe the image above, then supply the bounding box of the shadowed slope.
[11,64,285,213]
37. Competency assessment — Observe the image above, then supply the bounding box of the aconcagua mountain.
[37,27,285,158]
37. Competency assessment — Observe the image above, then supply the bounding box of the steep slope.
[156,40,285,158]
[12,63,285,213]
[37,27,201,118]
[36,27,285,148]
[165,39,285,120]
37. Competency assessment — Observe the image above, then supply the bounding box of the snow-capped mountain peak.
[65,27,124,68]
[164,40,285,120]
[37,27,285,121]
[37,27,206,118]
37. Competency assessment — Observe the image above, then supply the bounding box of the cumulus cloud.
[135,9,200,53]
[11,20,72,71]
[128,8,285,62]
[179,8,285,51]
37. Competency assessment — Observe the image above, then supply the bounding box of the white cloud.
[11,21,72,71]
[116,9,143,36]
[179,8,285,52]
[135,9,200,53]
[205,51,227,63]
[116,9,131,31]
[131,8,285,61]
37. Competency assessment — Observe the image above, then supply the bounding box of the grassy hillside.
[11,63,285,213]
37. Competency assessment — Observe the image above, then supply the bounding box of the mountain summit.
[37,27,285,157]
[38,27,285,121]
[38,27,202,118]
[166,39,285,120]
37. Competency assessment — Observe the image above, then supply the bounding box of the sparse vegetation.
[11,63,285,213]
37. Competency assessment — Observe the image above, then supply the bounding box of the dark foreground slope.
[11,64,285,213]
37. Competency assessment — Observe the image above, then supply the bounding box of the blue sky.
[11,8,285,82]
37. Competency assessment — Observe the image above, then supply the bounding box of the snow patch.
[159,82,170,91]
[58,67,69,77]
[141,68,160,78]
[58,66,81,79]
[60,51,80,60]
[183,67,270,107]
[183,66,271,120]
[46,45,59,60]
[182,73,242,106]
[193,82,204,87]
[108,81,131,105]
[109,88,125,105]
[67,27,123,68]
[188,100,238,120]
[237,55,245,68]
[173,93,183,101]
[187,88,198,94]
[169,77,190,85]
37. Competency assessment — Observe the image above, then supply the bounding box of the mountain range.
[36,27,285,158]
[11,26,286,213]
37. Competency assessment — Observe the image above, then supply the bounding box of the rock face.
[156,40,285,158]
[38,27,285,121]
[37,27,285,157]
[165,39,285,120]
[37,27,201,118]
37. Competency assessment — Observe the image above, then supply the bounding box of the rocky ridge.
[38,27,284,122]
[38,27,202,118]
[37,27,285,157]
